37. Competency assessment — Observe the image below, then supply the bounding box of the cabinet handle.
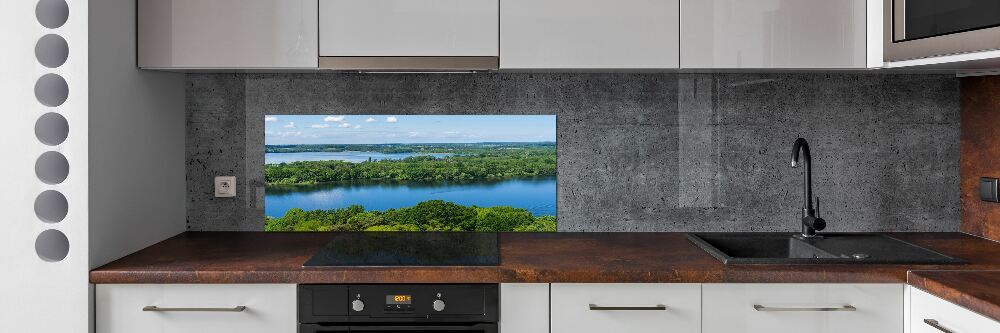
[588,304,667,311]
[142,306,247,312]
[923,319,954,333]
[753,305,856,312]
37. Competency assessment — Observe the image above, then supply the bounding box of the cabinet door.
[551,283,701,333]
[681,0,868,68]
[96,284,297,333]
[910,287,1000,333]
[319,0,499,57]
[501,0,680,69]
[702,283,903,333]
[500,284,548,333]
[138,0,318,69]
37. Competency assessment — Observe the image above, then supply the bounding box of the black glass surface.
[903,0,1000,41]
[303,232,499,266]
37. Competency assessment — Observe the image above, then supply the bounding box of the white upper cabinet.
[319,0,499,57]
[500,0,680,69]
[138,0,318,69]
[681,0,877,69]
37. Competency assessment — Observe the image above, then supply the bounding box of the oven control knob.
[351,299,365,312]
[432,299,446,312]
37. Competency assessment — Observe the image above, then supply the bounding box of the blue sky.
[264,115,556,145]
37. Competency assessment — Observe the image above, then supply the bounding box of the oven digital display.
[386,295,412,305]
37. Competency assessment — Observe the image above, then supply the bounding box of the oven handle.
[300,323,498,333]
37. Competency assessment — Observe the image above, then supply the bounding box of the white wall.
[88,0,187,270]
[0,0,90,331]
[0,0,185,331]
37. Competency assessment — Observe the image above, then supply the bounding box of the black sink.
[687,233,966,265]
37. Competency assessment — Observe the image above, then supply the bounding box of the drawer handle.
[142,306,247,312]
[589,304,667,311]
[923,319,954,333]
[753,305,856,312]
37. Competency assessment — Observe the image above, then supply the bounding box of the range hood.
[318,0,500,72]
[318,56,499,72]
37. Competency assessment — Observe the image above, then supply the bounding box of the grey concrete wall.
[186,73,960,232]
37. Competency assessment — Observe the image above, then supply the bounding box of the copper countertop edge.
[907,270,1000,322]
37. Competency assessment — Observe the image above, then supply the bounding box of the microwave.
[884,0,1000,62]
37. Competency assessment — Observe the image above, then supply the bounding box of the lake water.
[265,178,557,218]
[265,151,453,164]
[264,152,557,218]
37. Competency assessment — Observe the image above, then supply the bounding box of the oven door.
[885,0,1000,61]
[300,323,498,333]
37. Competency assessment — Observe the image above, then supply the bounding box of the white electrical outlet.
[215,176,236,198]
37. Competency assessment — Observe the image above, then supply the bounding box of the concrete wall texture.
[186,73,960,232]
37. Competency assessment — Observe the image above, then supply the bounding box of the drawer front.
[551,283,701,333]
[96,284,296,333]
[911,287,1000,333]
[703,283,903,333]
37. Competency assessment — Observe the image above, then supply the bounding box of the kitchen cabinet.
[96,284,296,333]
[909,287,1000,333]
[138,0,318,69]
[680,0,878,68]
[500,0,680,69]
[500,284,548,333]
[319,0,499,57]
[702,283,903,333]
[551,283,701,333]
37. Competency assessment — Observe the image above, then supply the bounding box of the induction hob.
[303,232,499,267]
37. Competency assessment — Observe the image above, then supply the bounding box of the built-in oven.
[885,0,1000,61]
[299,284,499,333]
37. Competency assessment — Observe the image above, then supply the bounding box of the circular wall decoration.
[35,34,68,68]
[35,229,70,262]
[34,73,69,107]
[36,0,69,29]
[35,151,69,185]
[34,190,68,223]
[35,112,69,145]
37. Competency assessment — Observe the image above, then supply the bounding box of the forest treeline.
[265,200,556,232]
[265,147,556,185]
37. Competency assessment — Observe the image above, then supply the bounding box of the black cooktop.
[303,232,499,267]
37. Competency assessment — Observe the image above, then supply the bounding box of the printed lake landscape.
[264,115,557,232]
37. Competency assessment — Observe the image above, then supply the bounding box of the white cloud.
[282,122,295,128]
[324,116,345,122]
[353,125,362,129]
[264,116,278,122]
[310,124,330,129]
[338,122,352,128]
[386,116,398,123]
[365,117,376,123]
[442,131,460,135]
[408,131,420,137]
[279,131,302,137]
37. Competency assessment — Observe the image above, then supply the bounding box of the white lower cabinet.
[500,283,549,333]
[702,284,904,333]
[910,287,1000,333]
[551,283,701,333]
[95,284,296,333]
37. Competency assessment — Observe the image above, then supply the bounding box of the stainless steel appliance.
[299,284,499,332]
[885,0,1000,61]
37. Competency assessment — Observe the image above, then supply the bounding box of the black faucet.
[791,138,826,237]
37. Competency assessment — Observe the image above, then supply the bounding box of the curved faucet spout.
[791,138,813,213]
[791,138,824,237]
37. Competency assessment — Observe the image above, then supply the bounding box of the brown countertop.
[90,232,1000,284]
[908,270,1000,322]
